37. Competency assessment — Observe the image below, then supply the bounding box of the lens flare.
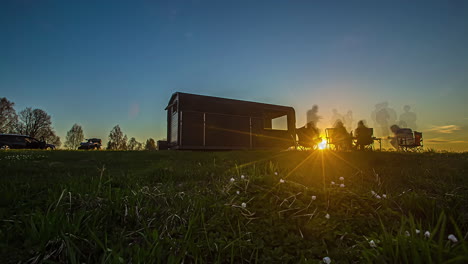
[318,138,327,150]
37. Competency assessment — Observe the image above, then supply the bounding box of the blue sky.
[1,0,467,150]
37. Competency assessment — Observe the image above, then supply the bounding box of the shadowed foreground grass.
[0,150,467,263]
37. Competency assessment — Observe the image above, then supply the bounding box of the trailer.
[165,92,296,150]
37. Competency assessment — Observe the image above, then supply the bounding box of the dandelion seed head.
[331,181,335,185]
[339,176,344,181]
[325,213,330,219]
[340,184,345,188]
[424,231,430,238]
[312,195,317,201]
[274,172,278,175]
[448,234,458,243]
[236,190,240,195]
[230,177,235,182]
[375,195,381,199]
[323,256,331,264]
[241,202,246,208]
[279,179,285,183]
[415,229,420,234]
[382,194,387,198]
[241,175,245,179]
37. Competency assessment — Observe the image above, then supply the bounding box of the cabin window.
[264,112,288,131]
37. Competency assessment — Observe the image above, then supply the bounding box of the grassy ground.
[1,150,467,263]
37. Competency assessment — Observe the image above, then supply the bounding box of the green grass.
[0,150,467,263]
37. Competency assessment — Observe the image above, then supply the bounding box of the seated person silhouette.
[297,122,320,149]
[389,124,413,149]
[332,120,352,150]
[354,120,373,150]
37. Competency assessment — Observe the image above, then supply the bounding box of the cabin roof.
[165,92,295,114]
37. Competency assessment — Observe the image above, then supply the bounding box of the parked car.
[0,134,55,150]
[78,138,102,150]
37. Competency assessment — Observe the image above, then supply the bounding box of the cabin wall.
[167,93,296,150]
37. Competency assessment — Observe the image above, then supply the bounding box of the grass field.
[1,150,468,263]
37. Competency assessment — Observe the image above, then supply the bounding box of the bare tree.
[0,97,18,133]
[107,125,127,150]
[128,137,142,150]
[145,138,156,151]
[17,107,61,146]
[64,124,84,149]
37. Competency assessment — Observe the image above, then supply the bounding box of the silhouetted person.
[389,124,413,150]
[297,122,320,148]
[330,109,343,127]
[399,105,417,130]
[354,120,373,150]
[344,110,353,131]
[332,120,352,150]
[306,105,321,127]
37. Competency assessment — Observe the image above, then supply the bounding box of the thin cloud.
[426,138,468,144]
[427,125,461,134]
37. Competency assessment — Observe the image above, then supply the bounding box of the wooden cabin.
[165,92,296,150]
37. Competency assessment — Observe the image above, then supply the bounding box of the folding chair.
[325,128,336,150]
[398,131,423,151]
[296,129,319,150]
[355,127,374,151]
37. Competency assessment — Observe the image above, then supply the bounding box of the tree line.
[0,97,61,146]
[65,123,157,150]
[1,97,158,150]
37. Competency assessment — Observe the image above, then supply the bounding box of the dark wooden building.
[165,92,296,150]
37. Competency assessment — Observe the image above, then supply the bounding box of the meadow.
[0,149,467,263]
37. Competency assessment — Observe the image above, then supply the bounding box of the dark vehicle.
[0,134,55,150]
[165,92,296,150]
[78,138,102,150]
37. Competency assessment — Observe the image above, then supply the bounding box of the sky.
[1,0,467,151]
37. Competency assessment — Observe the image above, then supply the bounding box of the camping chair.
[325,128,336,150]
[296,129,319,150]
[354,127,374,151]
[398,131,423,151]
[326,128,352,151]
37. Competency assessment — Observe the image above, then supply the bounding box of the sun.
[318,138,327,150]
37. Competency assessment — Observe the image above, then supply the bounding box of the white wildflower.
[405,231,410,237]
[369,240,377,247]
[230,177,235,182]
[241,175,245,179]
[339,176,344,181]
[371,190,376,195]
[236,190,240,195]
[375,195,381,199]
[241,202,246,208]
[279,179,285,183]
[415,229,420,234]
[424,231,430,238]
[448,234,458,243]
[323,256,331,264]
[340,184,345,188]
[312,195,317,201]
[274,172,278,175]
[331,181,335,185]
[325,213,330,219]
[382,194,387,198]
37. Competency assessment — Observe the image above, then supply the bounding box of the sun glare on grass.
[318,138,327,150]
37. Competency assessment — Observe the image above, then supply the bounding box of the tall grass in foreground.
[0,150,467,263]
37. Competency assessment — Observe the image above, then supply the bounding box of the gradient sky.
[1,0,467,150]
